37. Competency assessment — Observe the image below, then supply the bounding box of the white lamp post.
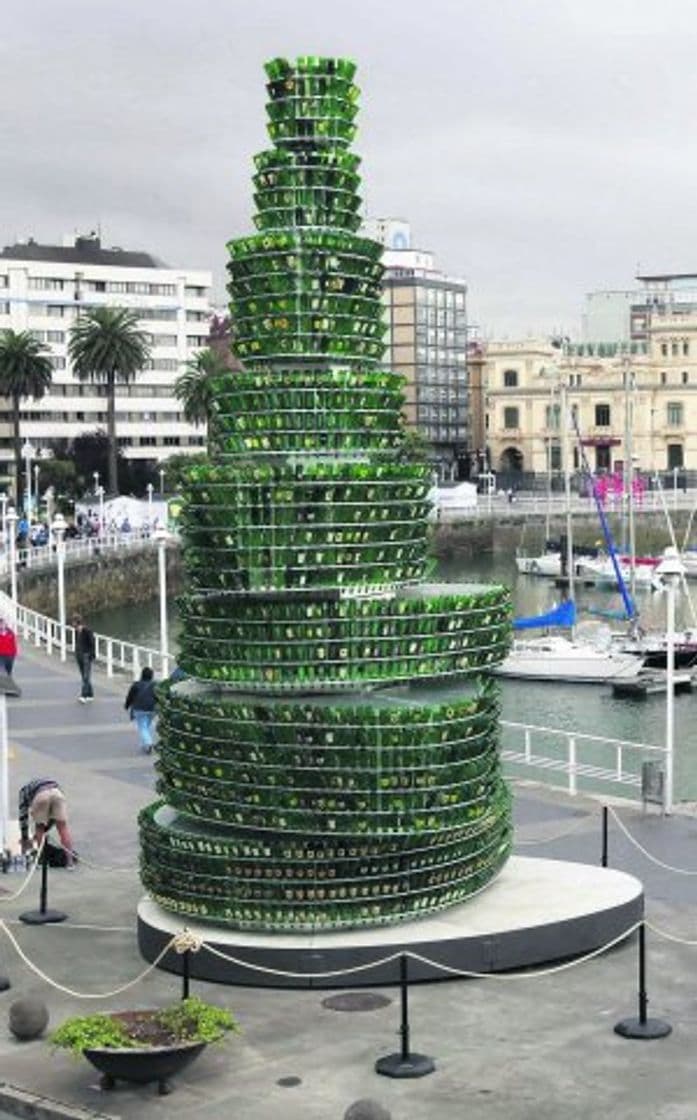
[159,467,165,496]
[154,524,169,675]
[6,507,17,620]
[96,485,105,537]
[655,545,685,815]
[93,470,100,495]
[52,512,67,661]
[147,482,154,528]
[0,493,7,552]
[21,441,34,519]
[45,488,55,550]
[33,463,39,517]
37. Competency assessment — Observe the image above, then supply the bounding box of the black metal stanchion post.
[601,805,608,868]
[19,840,68,925]
[614,923,671,1039]
[181,949,191,1000]
[375,954,435,1078]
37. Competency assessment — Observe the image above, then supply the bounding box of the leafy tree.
[68,307,151,495]
[175,348,229,428]
[0,330,53,505]
[208,314,242,371]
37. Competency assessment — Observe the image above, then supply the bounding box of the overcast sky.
[3,0,697,337]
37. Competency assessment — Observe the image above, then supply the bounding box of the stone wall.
[15,546,183,618]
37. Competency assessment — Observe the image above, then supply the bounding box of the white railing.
[500,719,665,799]
[0,531,171,678]
[438,487,697,521]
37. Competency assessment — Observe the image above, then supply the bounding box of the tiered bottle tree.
[140,55,513,931]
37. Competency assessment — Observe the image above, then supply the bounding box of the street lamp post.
[0,493,7,552]
[154,524,169,675]
[33,464,39,518]
[45,488,55,551]
[93,471,100,495]
[159,467,165,497]
[96,486,105,537]
[672,465,679,510]
[52,512,67,661]
[21,441,34,520]
[147,482,154,528]
[656,546,685,815]
[6,507,17,622]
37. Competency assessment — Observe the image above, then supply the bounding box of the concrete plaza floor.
[0,645,695,1119]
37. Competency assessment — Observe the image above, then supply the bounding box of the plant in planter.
[50,996,238,1095]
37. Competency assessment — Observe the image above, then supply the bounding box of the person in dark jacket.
[72,614,96,702]
[18,778,75,869]
[125,666,157,753]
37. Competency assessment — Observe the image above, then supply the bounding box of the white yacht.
[496,634,644,683]
[515,552,561,577]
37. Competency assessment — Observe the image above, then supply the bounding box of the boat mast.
[624,355,637,603]
[561,373,575,629]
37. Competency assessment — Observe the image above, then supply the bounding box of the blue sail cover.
[513,599,577,631]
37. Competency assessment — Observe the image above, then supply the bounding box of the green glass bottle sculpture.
[139,55,513,931]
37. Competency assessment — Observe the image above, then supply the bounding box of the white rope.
[516,813,594,846]
[173,929,203,954]
[60,844,135,874]
[645,919,697,948]
[608,806,697,875]
[202,920,641,982]
[0,836,46,902]
[203,942,406,980]
[0,920,178,999]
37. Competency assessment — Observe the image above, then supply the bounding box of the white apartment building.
[0,232,213,473]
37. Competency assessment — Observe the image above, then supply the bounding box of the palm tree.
[0,330,53,506]
[68,307,151,495]
[175,347,229,427]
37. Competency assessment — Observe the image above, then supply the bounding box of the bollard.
[19,842,68,926]
[375,953,435,1078]
[614,923,671,1039]
[601,805,608,868]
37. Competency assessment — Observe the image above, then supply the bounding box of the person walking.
[0,619,18,678]
[124,666,157,753]
[73,614,96,703]
[18,778,75,869]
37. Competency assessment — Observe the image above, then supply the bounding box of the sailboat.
[496,600,644,682]
[497,387,645,684]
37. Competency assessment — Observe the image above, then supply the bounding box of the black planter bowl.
[84,1039,207,1095]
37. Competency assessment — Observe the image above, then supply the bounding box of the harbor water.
[91,552,697,802]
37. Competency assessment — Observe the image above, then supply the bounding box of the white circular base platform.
[137,856,643,988]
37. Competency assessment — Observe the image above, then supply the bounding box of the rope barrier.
[645,919,697,948]
[0,836,47,903]
[59,844,135,874]
[515,813,595,846]
[0,921,179,1000]
[608,806,697,875]
[201,919,642,982]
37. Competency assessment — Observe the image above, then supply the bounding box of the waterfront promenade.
[0,646,697,1118]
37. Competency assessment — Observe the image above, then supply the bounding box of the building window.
[661,371,667,385]
[596,446,612,472]
[667,443,684,470]
[184,285,207,297]
[595,403,611,427]
[683,341,690,356]
[667,402,683,426]
[45,305,65,318]
[682,370,689,384]
[140,436,157,446]
[503,369,518,388]
[163,436,181,447]
[48,355,66,369]
[661,342,668,356]
[28,277,64,290]
[672,342,678,356]
[549,444,562,471]
[545,403,561,429]
[503,406,519,430]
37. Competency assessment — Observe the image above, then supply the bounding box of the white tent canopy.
[75,495,167,529]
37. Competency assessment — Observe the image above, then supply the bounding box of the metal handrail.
[0,530,171,678]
